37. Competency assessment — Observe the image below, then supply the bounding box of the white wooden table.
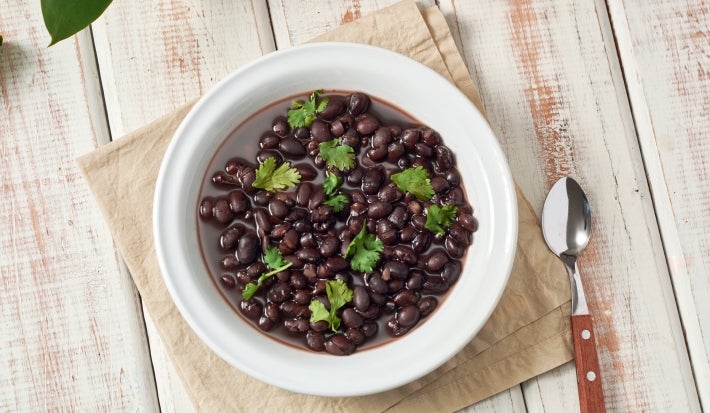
[2,0,708,411]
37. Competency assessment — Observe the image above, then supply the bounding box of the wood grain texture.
[606,0,710,409]
[0,3,158,411]
[438,0,700,411]
[89,0,274,410]
[571,315,605,413]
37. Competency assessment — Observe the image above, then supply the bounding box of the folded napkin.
[78,2,572,411]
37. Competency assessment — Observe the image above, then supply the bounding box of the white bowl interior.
[154,42,517,397]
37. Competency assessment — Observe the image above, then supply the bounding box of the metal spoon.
[542,177,605,413]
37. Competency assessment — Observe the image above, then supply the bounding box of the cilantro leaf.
[323,193,348,212]
[287,90,329,128]
[263,246,288,270]
[252,157,301,192]
[323,172,342,196]
[242,248,292,300]
[345,219,384,273]
[425,204,458,236]
[309,279,353,332]
[390,166,435,201]
[319,138,356,171]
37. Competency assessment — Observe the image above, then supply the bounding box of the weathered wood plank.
[606,0,710,409]
[439,0,700,410]
[0,3,159,411]
[90,0,274,409]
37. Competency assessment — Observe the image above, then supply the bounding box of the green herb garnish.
[425,204,458,236]
[309,279,353,332]
[242,247,292,300]
[323,171,342,196]
[319,138,356,171]
[287,90,328,128]
[252,157,301,192]
[345,219,384,273]
[323,193,348,212]
[390,166,435,201]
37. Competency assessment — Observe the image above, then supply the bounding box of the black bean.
[396,304,421,328]
[219,224,244,250]
[306,330,325,351]
[292,219,312,233]
[293,289,311,305]
[212,171,240,187]
[401,128,420,149]
[445,169,461,187]
[257,316,274,331]
[280,301,309,318]
[253,190,271,206]
[347,167,364,186]
[356,114,379,135]
[386,317,410,337]
[199,197,214,219]
[220,274,236,289]
[423,276,449,293]
[372,127,391,147]
[377,183,403,203]
[317,236,338,257]
[445,236,465,258]
[235,232,259,264]
[334,272,351,284]
[256,150,283,164]
[369,291,386,306]
[265,302,280,321]
[400,226,417,243]
[282,229,299,251]
[417,296,438,317]
[348,93,370,116]
[367,273,388,294]
[407,200,423,215]
[325,334,355,355]
[284,318,310,334]
[239,299,262,320]
[272,117,289,137]
[290,272,308,289]
[221,255,238,269]
[296,182,313,207]
[356,304,381,320]
[366,201,392,220]
[458,213,477,232]
[308,188,325,210]
[430,176,450,193]
[345,327,365,345]
[310,319,329,332]
[270,222,291,239]
[253,209,272,233]
[393,246,417,265]
[406,270,425,291]
[279,138,306,157]
[386,142,405,163]
[387,279,405,293]
[283,255,304,270]
[362,322,378,337]
[213,198,234,225]
[361,169,383,195]
[393,290,419,307]
[376,219,398,245]
[414,142,434,158]
[294,163,318,181]
[246,262,266,278]
[342,132,360,149]
[441,261,462,285]
[323,256,347,273]
[446,188,465,206]
[296,248,320,263]
[353,286,370,312]
[319,98,345,121]
[235,270,250,285]
[350,189,367,204]
[330,119,345,137]
[367,145,388,161]
[227,190,249,215]
[412,231,431,254]
[342,308,364,328]
[382,260,409,280]
[426,249,449,272]
[294,127,309,140]
[435,145,454,170]
[449,222,471,245]
[260,133,280,149]
[310,120,332,142]
[411,214,427,231]
[267,282,292,303]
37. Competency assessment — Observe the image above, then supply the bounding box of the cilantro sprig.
[425,204,458,236]
[345,219,384,273]
[242,247,293,300]
[390,166,435,201]
[319,138,356,171]
[252,157,301,192]
[287,90,328,128]
[322,171,349,212]
[309,279,353,333]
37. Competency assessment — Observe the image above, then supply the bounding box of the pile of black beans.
[198,91,476,355]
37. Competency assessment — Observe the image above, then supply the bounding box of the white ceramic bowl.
[154,42,517,397]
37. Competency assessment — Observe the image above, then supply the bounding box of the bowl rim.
[153,42,518,397]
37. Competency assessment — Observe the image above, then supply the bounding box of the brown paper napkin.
[77,2,572,411]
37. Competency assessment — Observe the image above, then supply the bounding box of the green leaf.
[252,157,301,192]
[323,193,348,212]
[287,90,328,128]
[42,0,114,46]
[263,246,288,270]
[425,204,458,235]
[390,166,435,201]
[345,219,384,273]
[309,280,353,332]
[323,172,342,196]
[319,138,356,171]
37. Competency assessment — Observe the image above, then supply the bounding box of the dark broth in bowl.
[197,91,477,355]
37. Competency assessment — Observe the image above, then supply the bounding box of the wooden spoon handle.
[571,314,606,413]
